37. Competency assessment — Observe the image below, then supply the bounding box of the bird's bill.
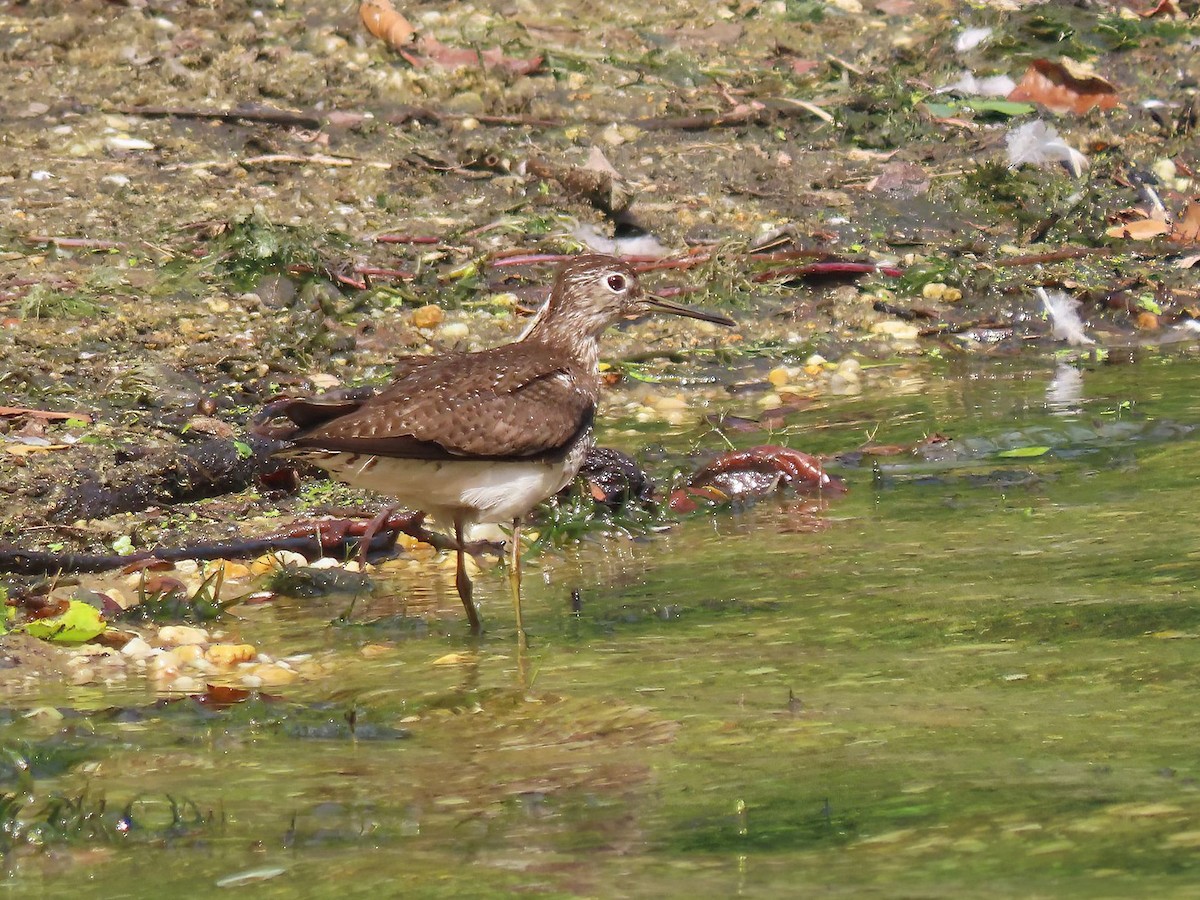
[642,293,736,327]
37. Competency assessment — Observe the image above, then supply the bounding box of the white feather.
[955,27,993,53]
[1007,120,1089,178]
[1037,287,1095,347]
[940,70,1016,97]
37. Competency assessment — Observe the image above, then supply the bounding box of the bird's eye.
[606,273,627,293]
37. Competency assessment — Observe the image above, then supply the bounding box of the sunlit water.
[6,353,1200,897]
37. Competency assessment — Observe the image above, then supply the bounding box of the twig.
[241,153,356,167]
[374,235,441,245]
[115,104,323,130]
[25,236,126,250]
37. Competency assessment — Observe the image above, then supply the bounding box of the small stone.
[871,320,921,342]
[308,373,341,391]
[169,675,203,694]
[439,322,470,341]
[654,395,689,412]
[412,304,444,329]
[249,550,307,576]
[835,358,862,378]
[207,644,257,666]
[212,560,253,580]
[244,663,298,686]
[757,392,783,410]
[172,644,204,664]
[829,374,863,396]
[361,643,394,658]
[120,638,157,667]
[106,135,155,152]
[71,667,96,685]
[158,624,209,646]
[1151,158,1177,183]
[767,366,792,388]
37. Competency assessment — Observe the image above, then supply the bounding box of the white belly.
[287,444,588,528]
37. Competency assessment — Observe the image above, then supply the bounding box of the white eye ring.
[605,272,628,293]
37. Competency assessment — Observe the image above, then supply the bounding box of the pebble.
[439,322,470,341]
[106,135,155,152]
[250,550,308,575]
[412,304,444,329]
[207,644,257,665]
[871,320,921,342]
[242,663,298,686]
[120,637,156,660]
[158,624,209,646]
[922,282,963,303]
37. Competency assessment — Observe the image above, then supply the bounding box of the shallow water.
[7,353,1200,897]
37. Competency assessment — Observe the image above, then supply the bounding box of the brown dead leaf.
[663,22,744,49]
[868,161,931,199]
[0,406,91,423]
[1141,0,1183,17]
[1105,218,1170,240]
[4,443,70,457]
[359,0,415,49]
[1008,58,1121,115]
[410,35,543,75]
[1169,197,1200,245]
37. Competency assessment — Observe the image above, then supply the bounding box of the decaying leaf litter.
[0,0,1198,726]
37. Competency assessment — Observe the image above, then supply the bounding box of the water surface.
[7,354,1200,897]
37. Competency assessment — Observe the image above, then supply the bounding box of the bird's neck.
[520,309,604,375]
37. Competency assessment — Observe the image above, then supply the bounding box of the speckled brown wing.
[286,343,597,462]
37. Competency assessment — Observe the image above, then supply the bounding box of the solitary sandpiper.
[255,254,735,635]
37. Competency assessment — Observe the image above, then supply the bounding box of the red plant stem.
[373,235,441,245]
[353,266,414,279]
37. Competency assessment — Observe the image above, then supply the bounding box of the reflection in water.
[1045,362,1086,415]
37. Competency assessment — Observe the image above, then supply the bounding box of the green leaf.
[960,99,1036,117]
[997,446,1051,458]
[923,102,956,118]
[1137,295,1162,315]
[21,600,105,644]
[111,534,135,556]
[233,440,253,460]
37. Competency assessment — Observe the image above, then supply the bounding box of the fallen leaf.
[1105,219,1170,240]
[21,600,105,643]
[0,406,91,423]
[411,36,543,76]
[663,22,744,49]
[868,161,930,198]
[1169,197,1200,245]
[431,652,475,666]
[1008,58,1121,115]
[785,57,820,77]
[3,443,70,457]
[996,446,1051,458]
[359,0,414,49]
[1141,0,1183,17]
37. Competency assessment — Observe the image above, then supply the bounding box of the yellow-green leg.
[509,517,526,649]
[454,517,482,634]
